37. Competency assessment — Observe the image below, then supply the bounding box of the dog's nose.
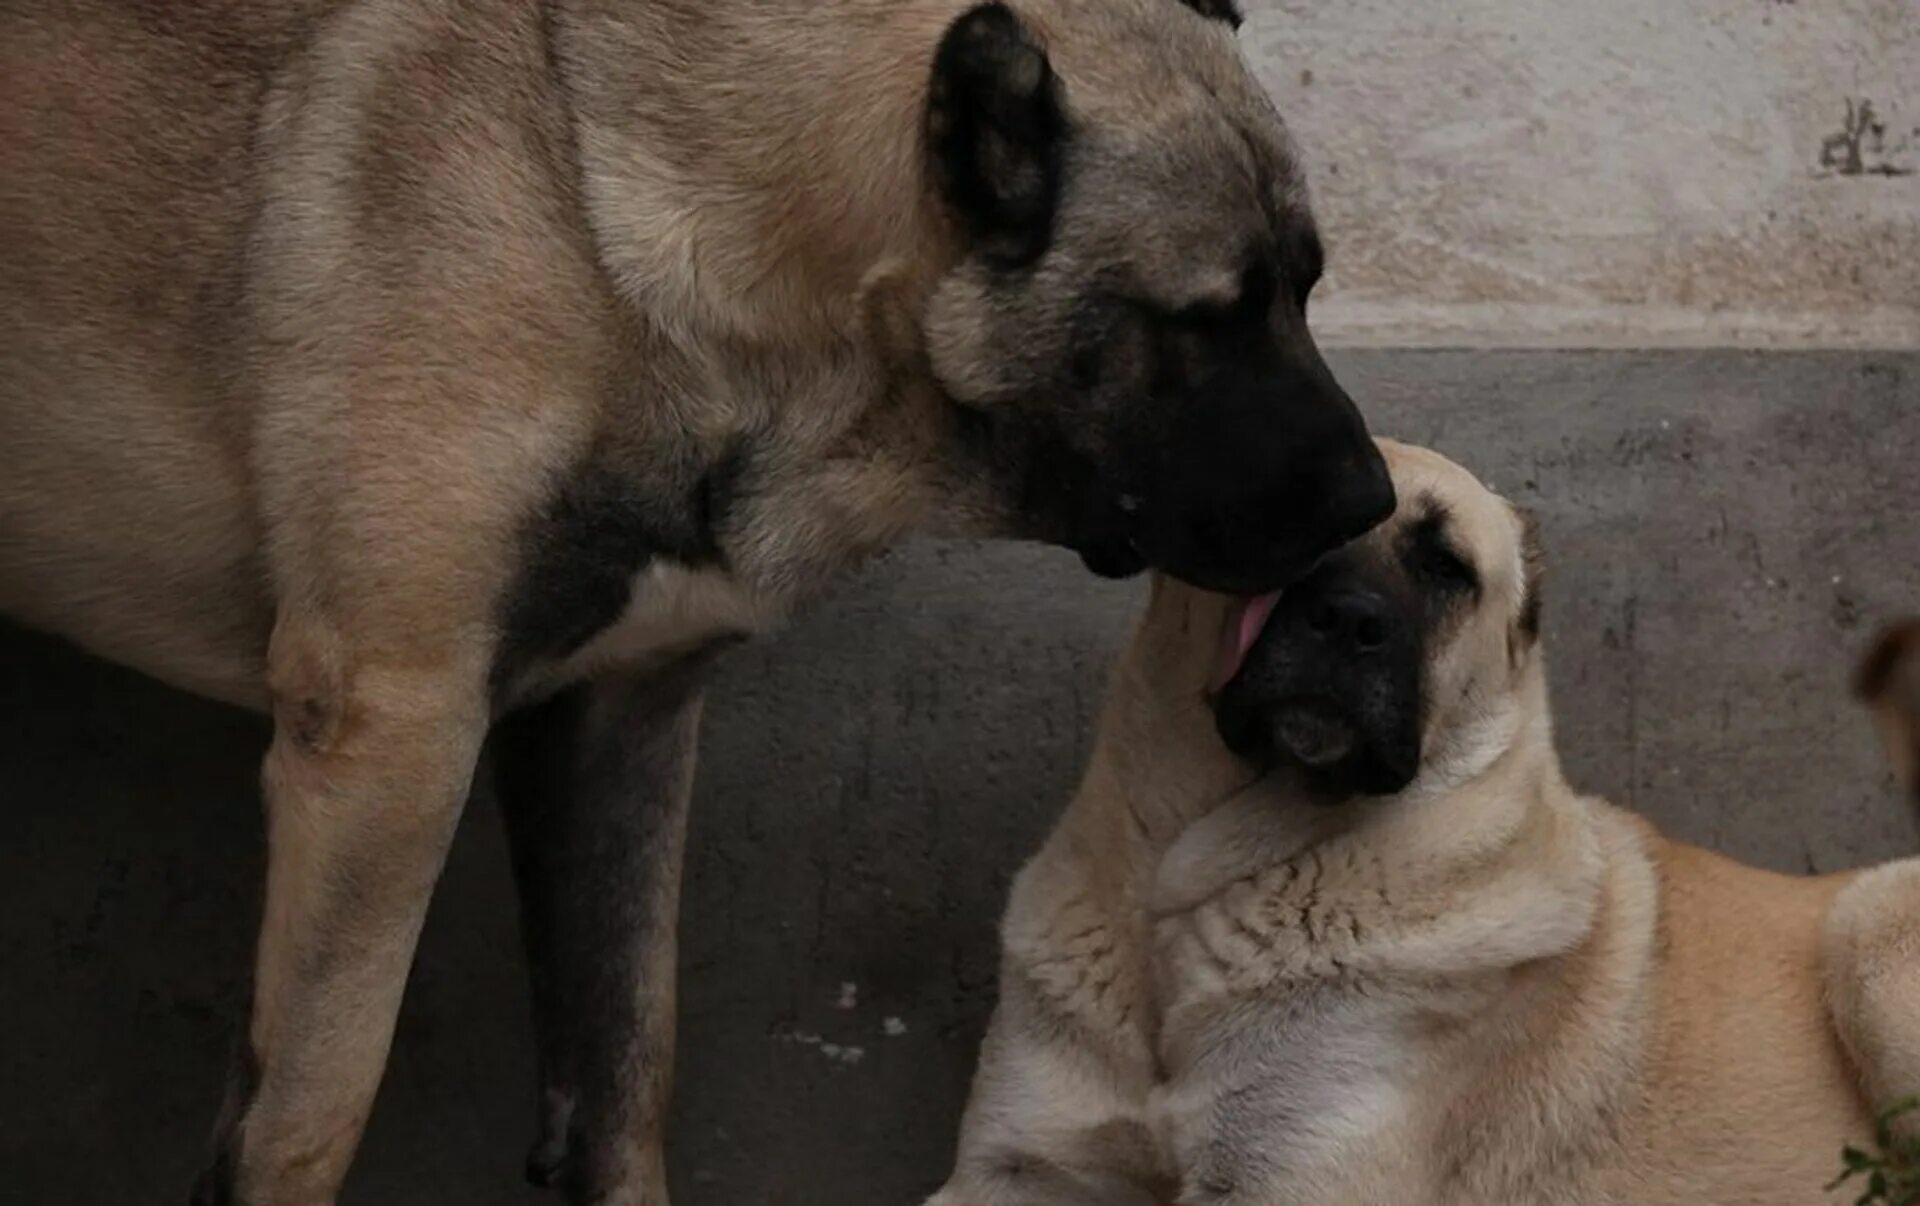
[1318,443,1397,548]
[1304,589,1391,656]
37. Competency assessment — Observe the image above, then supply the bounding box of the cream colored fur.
[933,441,1920,1205]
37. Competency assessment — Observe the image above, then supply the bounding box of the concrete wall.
[1241,0,1920,347]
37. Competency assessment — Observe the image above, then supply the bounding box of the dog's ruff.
[932,440,1920,1206]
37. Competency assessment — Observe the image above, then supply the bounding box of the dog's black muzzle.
[1213,546,1425,798]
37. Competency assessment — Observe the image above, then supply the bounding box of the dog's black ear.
[1176,0,1243,28]
[927,3,1065,268]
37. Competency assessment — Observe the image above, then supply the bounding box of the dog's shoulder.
[253,0,597,321]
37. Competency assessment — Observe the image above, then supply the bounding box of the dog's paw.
[521,1084,576,1189]
[186,1162,236,1206]
[524,1137,566,1189]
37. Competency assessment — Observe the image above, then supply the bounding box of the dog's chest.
[1149,980,1427,1203]
[489,368,922,702]
[490,436,844,699]
[1146,869,1437,1201]
[517,560,788,697]
[596,559,785,659]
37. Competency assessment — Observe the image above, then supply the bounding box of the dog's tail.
[1855,619,1920,805]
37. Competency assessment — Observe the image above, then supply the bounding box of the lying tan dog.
[931,440,1920,1205]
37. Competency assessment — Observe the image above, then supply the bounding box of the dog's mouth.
[1268,698,1359,767]
[1217,688,1411,797]
[1212,590,1283,690]
[1215,686,1361,770]
[1209,583,1422,798]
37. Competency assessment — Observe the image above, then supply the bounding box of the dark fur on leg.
[492,649,722,1199]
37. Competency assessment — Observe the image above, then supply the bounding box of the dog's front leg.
[191,615,493,1206]
[493,661,710,1205]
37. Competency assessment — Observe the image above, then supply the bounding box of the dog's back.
[1589,823,1875,1204]
[0,0,580,706]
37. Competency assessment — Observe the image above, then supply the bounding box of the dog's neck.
[550,0,969,349]
[1069,582,1266,858]
[546,0,1024,563]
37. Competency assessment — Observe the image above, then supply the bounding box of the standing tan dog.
[0,2,1396,1202]
[932,441,1920,1205]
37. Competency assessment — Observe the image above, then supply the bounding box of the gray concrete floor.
[3,350,1918,1204]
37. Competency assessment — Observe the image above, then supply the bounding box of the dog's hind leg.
[190,612,493,1206]
[1824,858,1920,1134]
[493,658,712,1205]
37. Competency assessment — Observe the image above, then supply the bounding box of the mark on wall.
[1817,98,1916,178]
[1247,0,1920,346]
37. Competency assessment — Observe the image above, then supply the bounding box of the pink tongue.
[1212,590,1283,691]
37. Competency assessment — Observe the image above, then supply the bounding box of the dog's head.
[917,0,1392,594]
[1208,441,1545,799]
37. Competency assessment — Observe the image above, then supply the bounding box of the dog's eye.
[1167,262,1276,329]
[1075,299,1154,391]
[1403,505,1480,597]
[1416,545,1481,596]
